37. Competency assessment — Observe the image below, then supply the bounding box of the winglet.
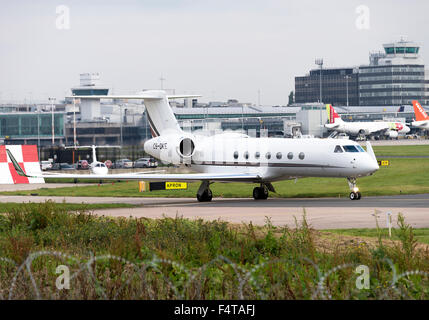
[6,149,32,178]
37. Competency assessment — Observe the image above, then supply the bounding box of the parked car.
[74,160,89,170]
[149,158,158,168]
[113,159,133,169]
[134,157,158,168]
[40,161,53,171]
[51,163,75,171]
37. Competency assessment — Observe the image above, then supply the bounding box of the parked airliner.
[325,104,410,139]
[7,90,379,201]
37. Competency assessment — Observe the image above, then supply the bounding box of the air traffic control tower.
[71,73,109,121]
[359,39,428,106]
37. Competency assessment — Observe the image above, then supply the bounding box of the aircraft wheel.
[262,187,269,200]
[252,187,260,200]
[197,189,212,202]
[349,192,361,200]
[253,187,268,200]
[206,189,213,201]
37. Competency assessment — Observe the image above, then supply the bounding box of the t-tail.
[412,100,429,121]
[142,91,183,137]
[67,90,200,138]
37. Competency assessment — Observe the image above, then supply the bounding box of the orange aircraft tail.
[413,100,429,121]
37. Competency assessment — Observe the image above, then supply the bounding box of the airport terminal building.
[295,39,429,106]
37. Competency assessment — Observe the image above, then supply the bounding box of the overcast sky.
[0,0,428,105]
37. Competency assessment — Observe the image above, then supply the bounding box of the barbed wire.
[0,251,427,300]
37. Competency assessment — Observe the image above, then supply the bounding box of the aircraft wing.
[7,150,260,183]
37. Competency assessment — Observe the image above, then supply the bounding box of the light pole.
[73,98,77,148]
[37,107,40,161]
[241,104,244,132]
[48,97,56,145]
[345,75,351,106]
[160,74,165,90]
[119,104,123,147]
[315,58,324,137]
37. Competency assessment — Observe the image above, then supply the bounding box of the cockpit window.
[343,145,359,152]
[334,145,343,153]
[356,145,365,152]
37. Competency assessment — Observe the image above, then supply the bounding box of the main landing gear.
[347,177,361,200]
[253,185,269,200]
[197,180,213,202]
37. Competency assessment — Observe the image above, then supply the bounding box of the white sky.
[0,0,428,105]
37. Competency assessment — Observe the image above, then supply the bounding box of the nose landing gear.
[347,177,361,200]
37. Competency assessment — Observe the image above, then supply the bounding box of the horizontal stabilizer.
[66,94,201,101]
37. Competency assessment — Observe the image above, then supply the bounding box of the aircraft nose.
[366,158,379,174]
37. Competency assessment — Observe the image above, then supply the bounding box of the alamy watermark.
[55,265,70,290]
[355,5,370,30]
[355,265,370,290]
[56,5,70,30]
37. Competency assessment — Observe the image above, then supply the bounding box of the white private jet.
[65,145,121,175]
[325,104,410,139]
[7,90,379,201]
[411,100,429,130]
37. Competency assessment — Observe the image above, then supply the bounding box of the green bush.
[0,201,428,300]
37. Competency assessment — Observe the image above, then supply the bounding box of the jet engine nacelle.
[144,133,196,165]
[348,128,369,136]
[385,130,399,139]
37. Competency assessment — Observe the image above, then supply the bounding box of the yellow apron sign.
[377,160,389,166]
[165,182,188,190]
[139,181,188,192]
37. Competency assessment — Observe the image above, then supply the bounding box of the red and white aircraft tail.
[325,104,343,129]
[412,100,429,121]
[326,104,343,124]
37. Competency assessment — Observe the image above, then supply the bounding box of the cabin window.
[244,151,249,160]
[233,151,239,159]
[334,145,344,153]
[299,152,305,160]
[265,152,271,159]
[356,145,365,152]
[343,145,359,152]
[276,152,282,160]
[255,152,260,159]
[287,152,293,159]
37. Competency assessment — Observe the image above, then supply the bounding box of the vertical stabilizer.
[143,90,183,137]
[326,104,343,124]
[413,100,429,121]
[91,145,97,163]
